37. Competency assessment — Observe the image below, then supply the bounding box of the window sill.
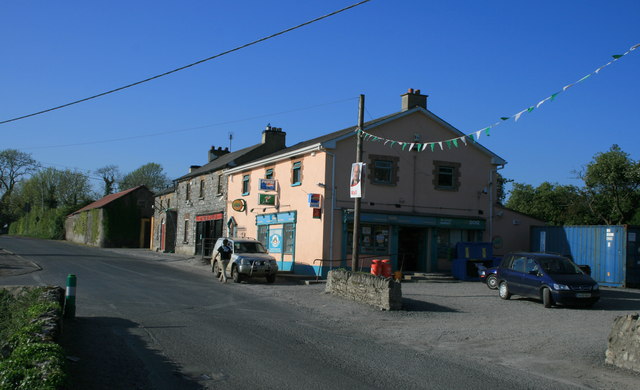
[242,192,250,196]
[291,182,302,187]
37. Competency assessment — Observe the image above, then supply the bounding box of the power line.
[0,0,371,126]
[17,96,358,150]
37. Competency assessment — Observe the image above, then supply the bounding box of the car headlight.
[592,283,599,291]
[553,283,570,291]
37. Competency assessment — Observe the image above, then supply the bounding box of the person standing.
[213,239,232,283]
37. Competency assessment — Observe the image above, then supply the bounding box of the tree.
[0,149,38,203]
[95,165,121,196]
[506,182,594,225]
[578,144,640,225]
[0,149,38,224]
[119,163,171,193]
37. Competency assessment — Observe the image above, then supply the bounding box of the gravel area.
[237,277,640,390]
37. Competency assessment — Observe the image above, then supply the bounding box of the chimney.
[208,146,230,162]
[262,124,286,149]
[189,165,201,173]
[401,88,428,111]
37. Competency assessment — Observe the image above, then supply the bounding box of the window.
[346,223,390,253]
[368,155,398,185]
[433,161,460,191]
[217,174,224,194]
[167,198,171,209]
[257,225,268,248]
[265,168,274,179]
[185,182,191,200]
[291,161,302,186]
[242,174,250,195]
[283,223,295,253]
[199,180,205,198]
[183,220,189,243]
[373,160,393,184]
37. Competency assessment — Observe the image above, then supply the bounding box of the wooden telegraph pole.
[351,94,365,271]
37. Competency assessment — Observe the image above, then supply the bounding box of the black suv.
[496,252,599,308]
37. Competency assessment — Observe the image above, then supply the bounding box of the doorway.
[398,227,427,272]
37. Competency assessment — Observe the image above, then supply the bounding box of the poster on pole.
[350,162,365,198]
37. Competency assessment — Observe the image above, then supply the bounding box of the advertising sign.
[308,193,322,208]
[259,193,276,206]
[231,199,246,212]
[259,179,277,191]
[269,228,283,253]
[350,162,365,198]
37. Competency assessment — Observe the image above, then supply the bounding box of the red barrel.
[381,259,392,278]
[370,259,382,276]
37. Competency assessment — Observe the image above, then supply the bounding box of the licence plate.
[576,293,591,298]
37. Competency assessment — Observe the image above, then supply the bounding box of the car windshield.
[537,257,583,275]
[234,242,267,254]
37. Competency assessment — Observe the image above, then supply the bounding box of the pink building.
[225,90,542,276]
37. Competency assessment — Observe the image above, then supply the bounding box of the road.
[0,236,635,389]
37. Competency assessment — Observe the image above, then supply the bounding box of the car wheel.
[498,281,511,300]
[266,274,276,284]
[486,274,498,290]
[542,287,553,308]
[232,266,242,283]
[212,261,220,278]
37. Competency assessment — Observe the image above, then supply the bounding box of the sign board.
[259,179,277,191]
[269,228,283,253]
[231,199,246,212]
[350,163,365,198]
[308,193,322,208]
[195,213,223,222]
[259,193,276,206]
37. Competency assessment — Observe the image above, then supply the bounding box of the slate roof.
[70,185,148,215]
[175,143,264,181]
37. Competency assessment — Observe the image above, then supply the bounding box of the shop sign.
[231,199,246,212]
[195,213,223,222]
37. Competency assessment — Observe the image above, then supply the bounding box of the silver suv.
[211,237,278,283]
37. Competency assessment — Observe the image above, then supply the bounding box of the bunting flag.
[355,42,639,152]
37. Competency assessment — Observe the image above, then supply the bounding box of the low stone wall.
[325,269,402,311]
[605,313,640,373]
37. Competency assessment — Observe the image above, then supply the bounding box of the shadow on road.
[402,297,459,312]
[60,317,204,390]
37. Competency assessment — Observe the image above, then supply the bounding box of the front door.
[398,227,426,272]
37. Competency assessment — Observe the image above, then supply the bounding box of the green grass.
[0,288,67,390]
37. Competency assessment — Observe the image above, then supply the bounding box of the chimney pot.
[401,88,428,111]
[408,88,414,93]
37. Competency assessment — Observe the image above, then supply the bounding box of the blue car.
[496,252,599,308]
[477,265,498,289]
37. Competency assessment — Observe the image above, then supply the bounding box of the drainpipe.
[324,150,337,274]
[489,163,505,243]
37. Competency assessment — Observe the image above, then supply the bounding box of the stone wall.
[605,313,640,373]
[325,269,402,311]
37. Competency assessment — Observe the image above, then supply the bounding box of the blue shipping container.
[530,226,640,288]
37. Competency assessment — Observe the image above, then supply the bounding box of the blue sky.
[2,0,639,197]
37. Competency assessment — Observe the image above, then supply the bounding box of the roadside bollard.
[64,274,77,319]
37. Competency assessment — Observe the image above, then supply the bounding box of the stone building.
[66,185,153,248]
[151,126,287,256]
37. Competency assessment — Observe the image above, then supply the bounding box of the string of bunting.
[357,42,640,152]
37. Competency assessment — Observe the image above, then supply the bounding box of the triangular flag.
[527,106,535,113]
[401,143,407,151]
[384,140,390,146]
[514,110,525,122]
[612,54,623,59]
[550,93,559,101]
[484,127,490,136]
[536,98,549,108]
[577,74,591,83]
[476,130,482,140]
[460,136,467,146]
[500,117,510,121]
[563,83,574,91]
[631,43,640,50]
[445,140,452,149]
[453,139,459,148]
[430,143,435,152]
[409,143,415,151]
[390,141,396,147]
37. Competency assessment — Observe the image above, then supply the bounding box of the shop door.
[398,227,426,272]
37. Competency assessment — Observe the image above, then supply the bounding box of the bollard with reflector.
[381,260,392,278]
[64,274,77,319]
[370,259,381,276]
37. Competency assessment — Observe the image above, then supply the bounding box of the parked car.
[496,252,599,308]
[477,265,498,289]
[211,237,278,283]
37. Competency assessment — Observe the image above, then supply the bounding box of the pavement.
[0,248,42,277]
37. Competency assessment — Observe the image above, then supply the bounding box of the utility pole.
[351,94,365,271]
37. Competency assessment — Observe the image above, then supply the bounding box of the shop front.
[342,211,485,273]
[195,212,224,256]
[256,211,297,272]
